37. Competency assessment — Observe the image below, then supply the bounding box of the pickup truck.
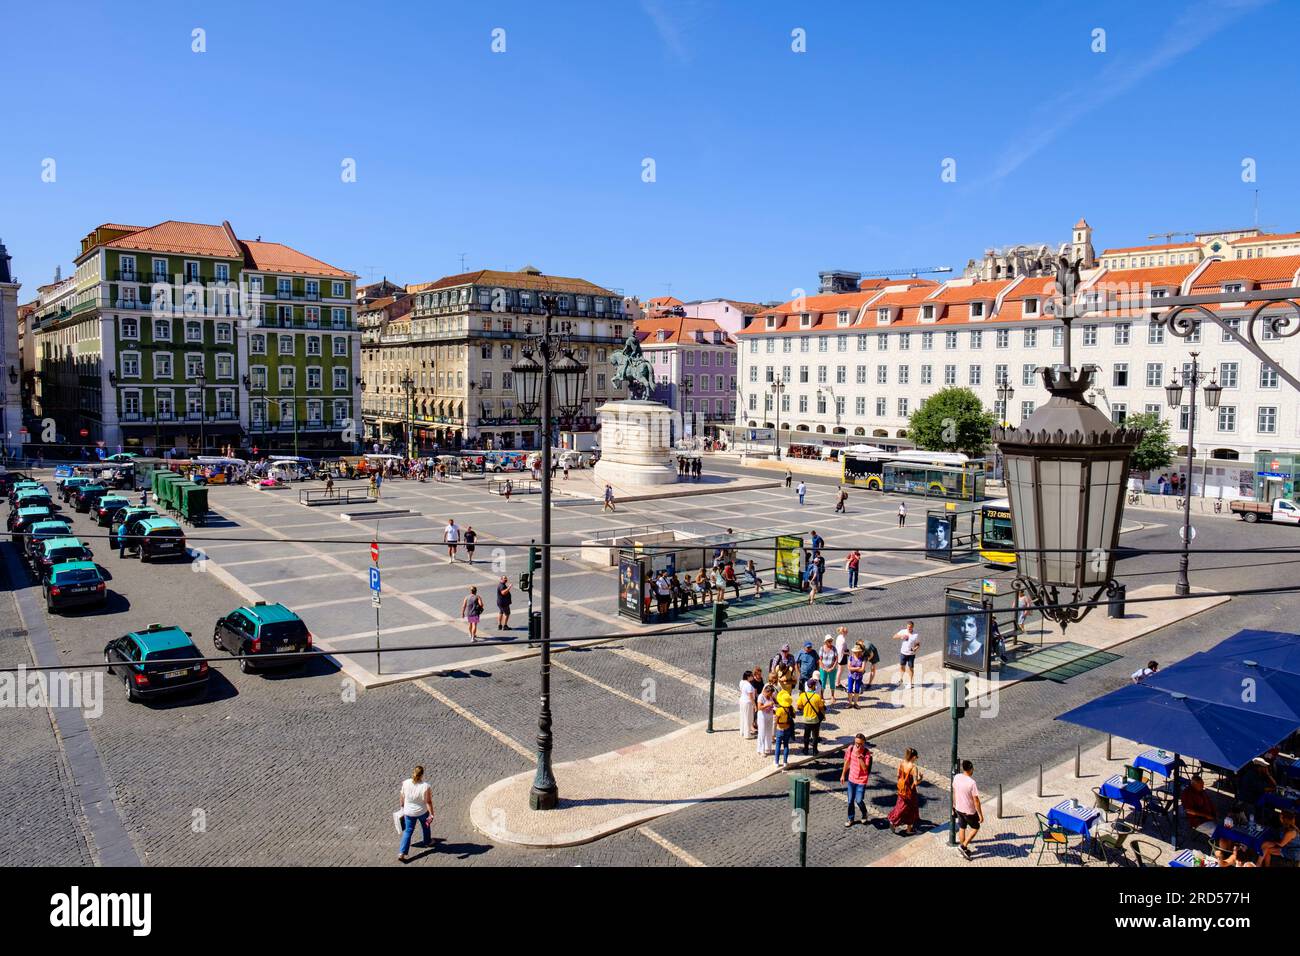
[1230,498,1300,524]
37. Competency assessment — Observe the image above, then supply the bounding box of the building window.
[251,333,266,354]
[1216,406,1236,432]
[876,397,886,416]
[1110,403,1127,425]
[1022,363,1036,386]
[1052,327,1064,349]
[156,390,174,419]
[898,398,909,416]
[798,395,808,413]
[856,334,868,351]
[837,366,848,385]
[120,317,138,340]
[250,365,267,389]
[875,334,887,351]
[153,318,171,341]
[1114,323,1131,345]
[1112,363,1128,388]
[944,331,958,349]
[122,390,141,418]
[876,365,887,385]
[899,332,910,350]
[215,322,232,344]
[1082,325,1097,347]
[216,354,233,379]
[994,364,1008,385]
[120,353,140,378]
[307,336,322,356]
[898,365,910,385]
[995,329,1009,349]
[1023,328,1037,348]
[920,365,933,385]
[970,302,985,320]
[280,367,295,390]
[153,353,173,379]
[278,335,294,356]
[1219,362,1238,388]
[1147,320,1165,345]
[970,330,983,349]
[1023,298,1040,317]
[481,371,492,390]
[816,366,827,384]
[1021,400,1035,419]
[1258,406,1278,434]
[855,397,866,415]
[333,337,348,357]
[1261,365,1279,388]
[921,332,934,350]
[334,368,348,391]
[817,338,828,353]
[944,364,957,386]
[1145,363,1162,387]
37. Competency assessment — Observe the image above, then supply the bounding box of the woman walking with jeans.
[397,765,435,862]
[841,734,873,826]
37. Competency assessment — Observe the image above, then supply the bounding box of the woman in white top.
[755,684,777,755]
[739,671,757,739]
[397,765,435,862]
[833,626,850,691]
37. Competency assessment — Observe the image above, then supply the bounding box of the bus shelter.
[924,505,978,563]
[616,526,813,623]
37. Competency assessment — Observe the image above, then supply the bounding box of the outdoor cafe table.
[1274,756,1300,787]
[1100,774,1150,809]
[1133,749,1180,779]
[1047,800,1101,836]
[1168,849,1219,868]
[1212,820,1270,855]
[1258,786,1300,814]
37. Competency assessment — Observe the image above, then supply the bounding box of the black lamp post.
[399,370,416,459]
[679,375,693,444]
[995,381,1014,478]
[196,371,207,455]
[992,257,1143,629]
[510,294,587,811]
[1164,353,1222,596]
[770,378,785,458]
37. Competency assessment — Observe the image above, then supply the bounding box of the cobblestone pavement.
[2,461,1295,865]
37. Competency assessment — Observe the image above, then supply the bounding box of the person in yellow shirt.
[796,679,826,757]
[773,690,796,768]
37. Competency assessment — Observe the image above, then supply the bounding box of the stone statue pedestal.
[593,400,677,487]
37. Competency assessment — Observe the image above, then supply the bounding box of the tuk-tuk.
[267,456,313,482]
[191,456,247,486]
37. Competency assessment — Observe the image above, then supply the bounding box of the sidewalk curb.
[469,588,1230,847]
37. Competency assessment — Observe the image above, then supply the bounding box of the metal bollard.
[997,783,1003,820]
[1037,764,1043,798]
[1075,744,1082,779]
[1106,734,1112,761]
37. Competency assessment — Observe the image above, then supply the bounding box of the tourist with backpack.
[840,734,873,826]
[460,586,485,642]
[796,678,826,757]
[773,689,796,768]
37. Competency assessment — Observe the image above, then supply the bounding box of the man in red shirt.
[1181,774,1216,829]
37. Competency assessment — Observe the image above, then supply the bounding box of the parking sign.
[369,567,381,592]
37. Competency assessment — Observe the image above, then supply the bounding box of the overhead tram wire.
[11,578,1300,676]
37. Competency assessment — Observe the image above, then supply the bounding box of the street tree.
[908,387,997,458]
[1123,410,1173,473]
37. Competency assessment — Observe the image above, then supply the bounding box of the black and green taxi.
[104,625,209,702]
[24,519,78,565]
[58,476,92,503]
[14,487,53,511]
[131,516,187,562]
[44,560,108,613]
[33,537,95,583]
[10,504,56,541]
[71,483,109,513]
[110,506,157,548]
[95,495,132,527]
[7,478,43,505]
[213,601,314,672]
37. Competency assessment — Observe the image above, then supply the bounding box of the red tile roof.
[108,220,242,258]
[636,315,734,346]
[1100,241,1199,256]
[240,239,353,279]
[1228,232,1300,245]
[1192,255,1300,289]
[409,268,617,297]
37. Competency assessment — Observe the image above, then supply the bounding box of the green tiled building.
[31,220,359,454]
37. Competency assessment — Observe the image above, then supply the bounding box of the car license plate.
[163,668,186,679]
[276,646,298,653]
[69,586,88,593]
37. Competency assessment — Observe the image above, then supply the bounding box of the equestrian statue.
[610,332,655,401]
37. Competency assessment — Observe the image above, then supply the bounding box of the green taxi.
[10,504,55,542]
[34,537,95,582]
[24,519,78,564]
[95,495,132,527]
[104,624,208,702]
[131,516,187,562]
[44,561,108,613]
[213,601,314,672]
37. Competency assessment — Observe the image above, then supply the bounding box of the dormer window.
[970,301,985,319]
[1222,283,1245,294]
[765,315,778,330]
[1023,297,1040,317]
[800,313,813,328]
[876,307,891,325]
[920,304,936,322]
[1150,288,1167,299]
[656,330,667,342]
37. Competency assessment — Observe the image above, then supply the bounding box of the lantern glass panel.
[1040,459,1083,586]
[1006,455,1041,582]
[1084,458,1124,585]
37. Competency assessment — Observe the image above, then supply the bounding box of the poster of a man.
[943,595,991,673]
[619,556,645,621]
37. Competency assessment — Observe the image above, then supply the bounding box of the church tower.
[1071,217,1096,268]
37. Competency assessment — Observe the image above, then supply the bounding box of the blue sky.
[1,0,1295,303]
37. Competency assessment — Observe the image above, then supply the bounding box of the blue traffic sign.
[369,567,381,592]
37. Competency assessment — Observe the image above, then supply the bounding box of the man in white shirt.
[443,518,461,563]
[1131,660,1159,683]
[893,621,920,689]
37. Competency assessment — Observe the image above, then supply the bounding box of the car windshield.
[260,621,308,641]
[49,548,87,563]
[54,568,101,585]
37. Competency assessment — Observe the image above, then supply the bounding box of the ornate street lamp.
[992,256,1143,629]
[769,378,785,458]
[509,294,588,811]
[1164,354,1221,596]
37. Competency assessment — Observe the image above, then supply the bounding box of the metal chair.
[1092,787,1116,824]
[1130,839,1163,867]
[1124,764,1150,786]
[1094,822,1131,865]
[1033,812,1072,866]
